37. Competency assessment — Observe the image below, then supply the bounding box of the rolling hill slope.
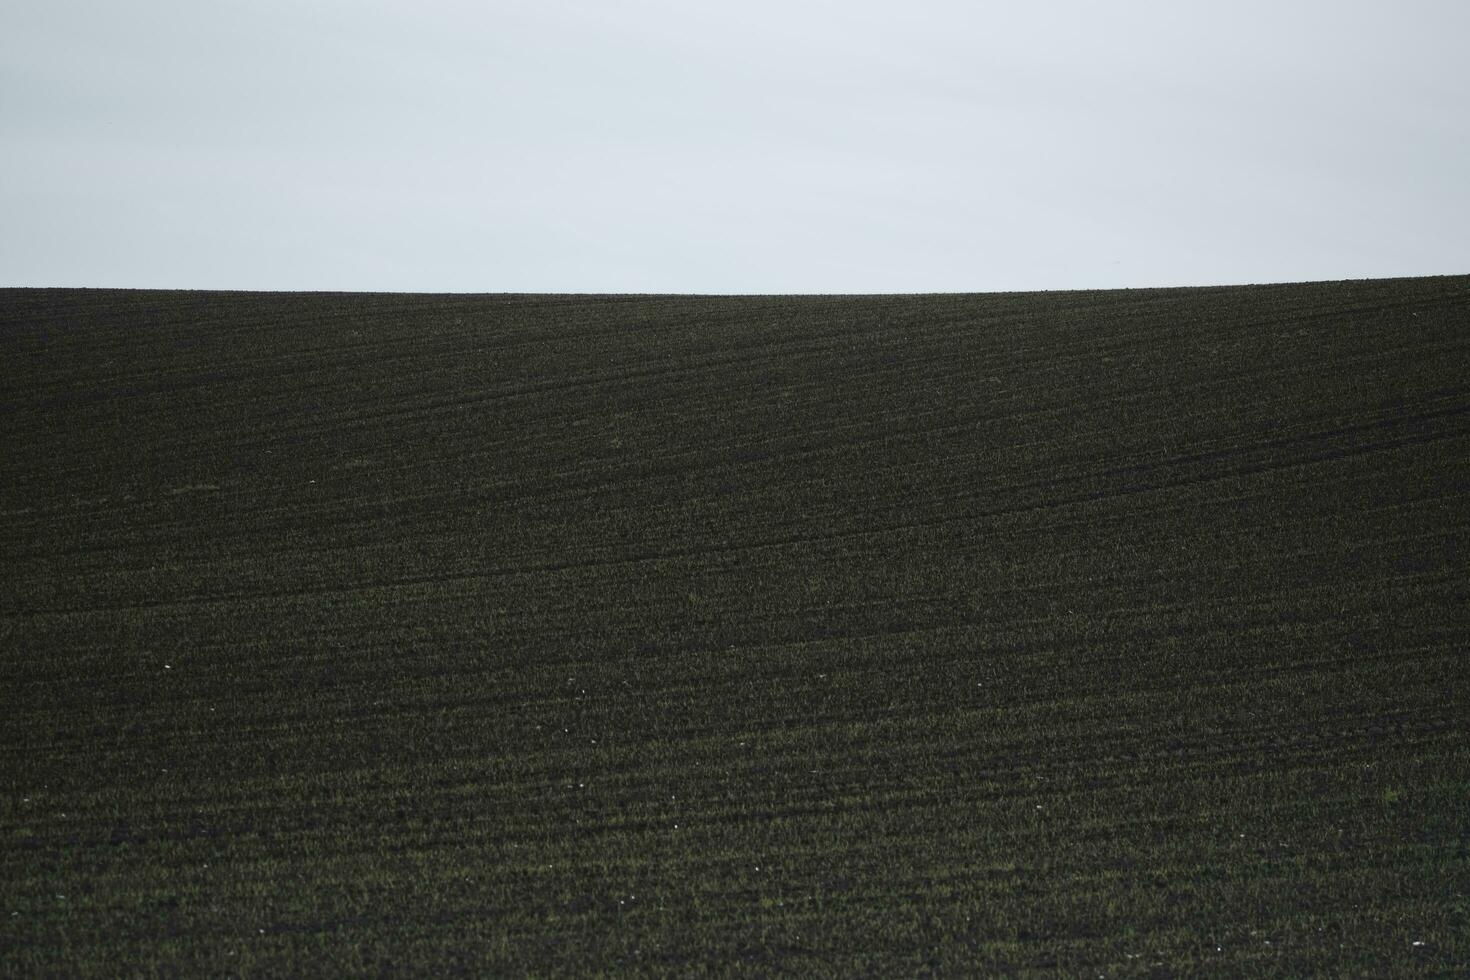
[3,277,1468,975]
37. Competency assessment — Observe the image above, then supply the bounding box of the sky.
[3,0,1467,293]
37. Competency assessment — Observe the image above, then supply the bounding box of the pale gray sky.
[3,0,1467,292]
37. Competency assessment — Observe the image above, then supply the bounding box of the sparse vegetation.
[2,277,1468,975]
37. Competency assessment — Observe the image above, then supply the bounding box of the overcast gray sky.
[3,0,1467,292]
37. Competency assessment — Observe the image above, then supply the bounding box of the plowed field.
[3,277,1468,975]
